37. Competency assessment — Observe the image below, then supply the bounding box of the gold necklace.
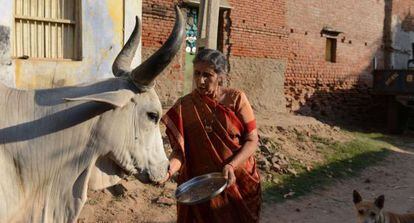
[201,97,217,133]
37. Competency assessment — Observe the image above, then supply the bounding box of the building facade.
[1,0,414,124]
[142,0,414,123]
[0,0,141,89]
[284,0,414,123]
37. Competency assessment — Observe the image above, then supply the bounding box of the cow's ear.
[64,89,135,107]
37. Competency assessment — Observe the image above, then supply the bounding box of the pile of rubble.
[255,122,347,183]
[257,139,294,175]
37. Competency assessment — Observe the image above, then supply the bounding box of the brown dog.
[353,190,414,223]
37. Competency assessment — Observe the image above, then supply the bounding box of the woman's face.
[193,62,222,95]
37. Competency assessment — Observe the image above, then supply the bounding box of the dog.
[353,190,414,223]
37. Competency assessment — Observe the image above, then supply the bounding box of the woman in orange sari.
[161,49,261,223]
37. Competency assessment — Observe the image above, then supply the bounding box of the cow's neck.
[0,79,129,222]
[1,116,99,222]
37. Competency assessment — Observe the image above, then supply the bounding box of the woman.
[161,49,261,223]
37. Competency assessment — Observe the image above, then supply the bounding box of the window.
[183,0,231,50]
[325,38,337,63]
[13,0,81,60]
[185,7,199,55]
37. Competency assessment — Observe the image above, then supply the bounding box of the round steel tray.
[175,172,227,205]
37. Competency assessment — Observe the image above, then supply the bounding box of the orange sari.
[162,89,261,223]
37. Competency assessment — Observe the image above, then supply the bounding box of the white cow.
[0,7,184,223]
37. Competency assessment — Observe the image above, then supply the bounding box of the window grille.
[13,0,81,60]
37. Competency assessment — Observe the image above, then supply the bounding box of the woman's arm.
[223,91,259,186]
[229,129,259,167]
[223,129,259,186]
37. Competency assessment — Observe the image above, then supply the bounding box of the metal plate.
[175,172,227,205]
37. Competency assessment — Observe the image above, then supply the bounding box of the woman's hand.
[158,171,171,185]
[223,164,236,187]
[158,166,173,185]
[158,153,183,185]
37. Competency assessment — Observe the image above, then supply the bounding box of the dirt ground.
[78,114,414,223]
[261,141,414,223]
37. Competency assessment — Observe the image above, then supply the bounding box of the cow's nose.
[148,160,169,183]
[134,171,150,184]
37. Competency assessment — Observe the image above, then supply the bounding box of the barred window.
[13,0,82,60]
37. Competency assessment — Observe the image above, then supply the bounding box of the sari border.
[162,114,185,152]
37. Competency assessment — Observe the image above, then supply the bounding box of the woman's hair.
[193,49,229,75]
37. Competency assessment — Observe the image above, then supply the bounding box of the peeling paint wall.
[391,16,414,69]
[125,0,142,68]
[0,0,14,87]
[389,1,414,69]
[0,0,142,89]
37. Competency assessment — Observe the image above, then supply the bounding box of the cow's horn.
[130,6,185,88]
[112,16,141,77]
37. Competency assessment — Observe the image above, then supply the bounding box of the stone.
[287,168,298,176]
[271,156,281,164]
[259,145,272,154]
[272,163,282,172]
[283,191,295,199]
[155,196,175,206]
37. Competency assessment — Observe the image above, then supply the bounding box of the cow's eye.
[370,212,376,217]
[147,112,159,123]
[358,210,364,215]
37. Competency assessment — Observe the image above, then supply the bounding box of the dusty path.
[261,143,414,223]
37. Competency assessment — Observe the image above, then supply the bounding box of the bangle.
[227,162,235,169]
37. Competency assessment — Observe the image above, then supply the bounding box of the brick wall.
[142,0,289,58]
[224,0,288,113]
[142,0,413,125]
[285,0,387,124]
[142,0,289,113]
[142,0,185,106]
[142,1,177,49]
[224,0,288,59]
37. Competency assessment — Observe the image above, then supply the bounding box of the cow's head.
[82,6,184,188]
